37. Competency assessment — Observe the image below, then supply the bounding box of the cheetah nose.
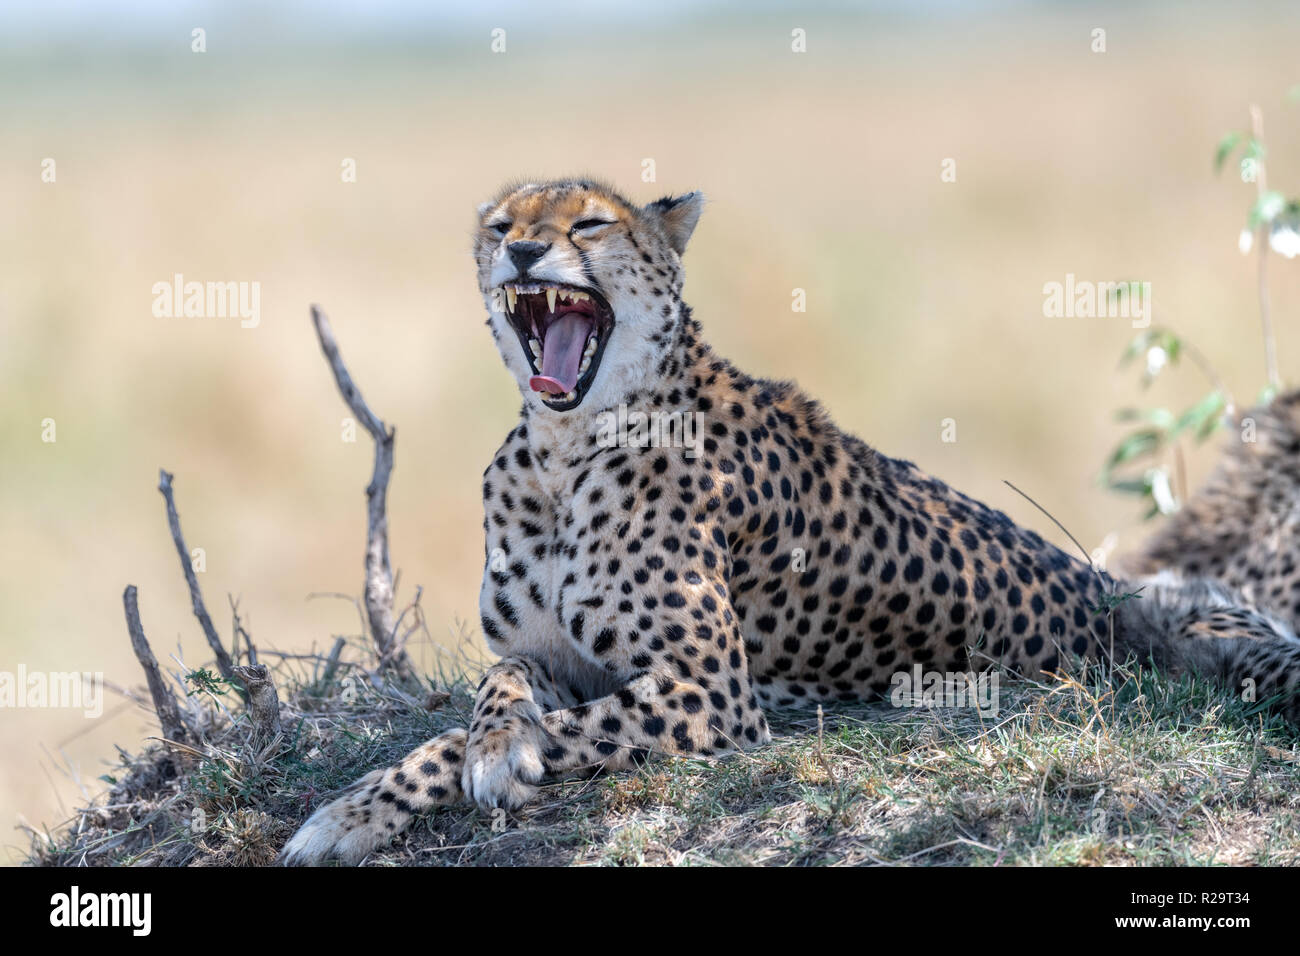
[507,240,550,276]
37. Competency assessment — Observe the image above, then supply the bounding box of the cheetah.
[281,179,1300,864]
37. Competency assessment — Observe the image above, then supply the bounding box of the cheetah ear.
[643,191,705,255]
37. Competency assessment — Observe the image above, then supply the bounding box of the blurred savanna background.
[3,0,1300,862]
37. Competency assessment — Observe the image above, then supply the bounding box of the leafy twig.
[1249,104,1281,391]
[158,469,243,699]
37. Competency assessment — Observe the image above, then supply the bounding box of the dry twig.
[321,636,346,685]
[310,304,413,678]
[158,469,241,695]
[121,585,189,745]
[229,594,258,666]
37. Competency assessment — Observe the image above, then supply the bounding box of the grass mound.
[27,645,1300,867]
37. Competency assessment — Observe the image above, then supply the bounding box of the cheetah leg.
[460,656,578,809]
[278,727,467,866]
[1119,587,1300,721]
[542,673,772,774]
[283,661,772,860]
[281,657,575,864]
[1178,608,1300,720]
[463,670,772,809]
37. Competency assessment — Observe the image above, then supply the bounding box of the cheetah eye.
[571,219,616,235]
[488,221,511,237]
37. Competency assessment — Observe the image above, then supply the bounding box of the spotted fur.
[280,179,1300,865]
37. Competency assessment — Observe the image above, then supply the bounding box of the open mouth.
[499,281,615,411]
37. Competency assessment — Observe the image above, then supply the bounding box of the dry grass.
[27,638,1300,867]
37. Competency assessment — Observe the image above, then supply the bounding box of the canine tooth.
[506,287,517,312]
[546,288,557,312]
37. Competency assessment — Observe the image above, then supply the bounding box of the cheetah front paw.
[278,769,395,866]
[462,700,547,811]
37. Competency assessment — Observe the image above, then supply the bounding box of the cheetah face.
[474,180,703,414]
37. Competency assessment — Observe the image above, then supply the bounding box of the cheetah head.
[474,179,703,414]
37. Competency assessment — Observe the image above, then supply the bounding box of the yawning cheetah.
[281,179,1300,864]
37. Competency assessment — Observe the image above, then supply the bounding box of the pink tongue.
[529,313,592,395]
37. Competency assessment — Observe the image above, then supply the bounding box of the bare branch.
[158,469,241,694]
[322,636,346,685]
[122,585,190,745]
[228,594,258,666]
[310,304,413,678]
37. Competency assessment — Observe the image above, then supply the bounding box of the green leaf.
[1113,406,1175,431]
[1214,131,1243,173]
[1248,190,1286,229]
[1092,588,1145,615]
[1119,332,1154,367]
[1162,335,1182,364]
[1106,476,1153,495]
[1171,390,1227,443]
[1119,328,1181,369]
[1275,199,1300,232]
[1103,429,1163,474]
